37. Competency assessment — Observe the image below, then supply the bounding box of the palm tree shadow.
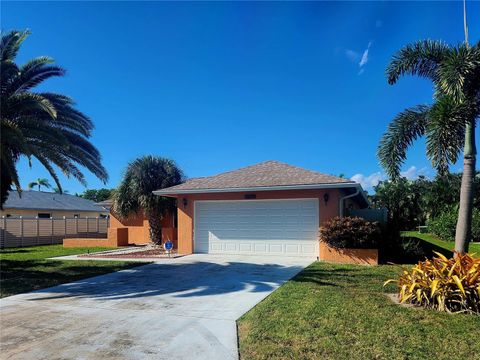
[27,260,308,301]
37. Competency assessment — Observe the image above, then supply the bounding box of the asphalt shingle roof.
[156,160,354,193]
[3,191,107,212]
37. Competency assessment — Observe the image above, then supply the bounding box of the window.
[37,213,51,219]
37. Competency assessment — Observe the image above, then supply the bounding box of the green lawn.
[238,262,480,360]
[0,245,142,298]
[402,231,480,255]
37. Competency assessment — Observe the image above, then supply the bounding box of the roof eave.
[2,206,107,212]
[153,182,361,196]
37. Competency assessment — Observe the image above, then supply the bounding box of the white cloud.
[345,41,373,75]
[400,166,430,180]
[359,41,372,68]
[351,166,431,193]
[350,171,386,192]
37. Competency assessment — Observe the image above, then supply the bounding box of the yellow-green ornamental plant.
[385,252,480,314]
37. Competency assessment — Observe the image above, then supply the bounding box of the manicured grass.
[402,231,480,255]
[0,245,143,298]
[238,262,480,360]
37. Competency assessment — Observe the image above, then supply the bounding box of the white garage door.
[194,199,319,257]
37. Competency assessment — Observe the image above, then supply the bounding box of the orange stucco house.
[154,161,369,259]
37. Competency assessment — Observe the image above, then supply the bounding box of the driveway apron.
[0,254,313,360]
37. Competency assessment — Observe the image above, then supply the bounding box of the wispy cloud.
[359,42,372,68]
[344,49,360,62]
[344,41,373,75]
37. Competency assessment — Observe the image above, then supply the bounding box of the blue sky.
[3,1,480,193]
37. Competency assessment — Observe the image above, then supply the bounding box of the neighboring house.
[154,160,368,257]
[1,191,109,219]
[95,199,113,211]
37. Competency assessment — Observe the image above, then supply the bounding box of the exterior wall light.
[182,198,188,208]
[323,193,329,205]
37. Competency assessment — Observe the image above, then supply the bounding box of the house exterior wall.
[0,209,107,218]
[109,211,177,246]
[176,188,353,255]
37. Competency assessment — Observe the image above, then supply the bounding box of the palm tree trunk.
[148,212,163,245]
[455,119,476,254]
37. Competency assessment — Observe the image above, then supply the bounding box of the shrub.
[320,216,380,249]
[385,252,480,314]
[427,207,480,242]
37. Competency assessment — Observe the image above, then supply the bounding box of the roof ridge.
[187,160,277,182]
[274,161,348,182]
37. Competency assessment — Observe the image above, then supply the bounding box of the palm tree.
[28,178,51,191]
[0,30,108,207]
[113,156,184,244]
[378,40,479,254]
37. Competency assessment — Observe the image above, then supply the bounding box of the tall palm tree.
[0,30,108,207]
[378,40,480,254]
[28,178,51,191]
[113,156,184,244]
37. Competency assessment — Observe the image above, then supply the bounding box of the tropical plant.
[385,252,480,314]
[428,206,480,243]
[320,216,381,249]
[0,30,108,207]
[81,188,114,202]
[371,177,426,232]
[378,38,480,254]
[113,155,184,244]
[27,178,51,191]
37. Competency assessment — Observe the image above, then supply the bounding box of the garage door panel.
[194,199,319,257]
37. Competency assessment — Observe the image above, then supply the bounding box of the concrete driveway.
[0,254,313,360]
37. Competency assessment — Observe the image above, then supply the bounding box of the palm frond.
[0,30,108,205]
[0,30,29,62]
[6,93,57,119]
[437,44,480,103]
[113,156,183,219]
[378,105,430,179]
[8,59,65,94]
[426,97,466,175]
[386,40,450,84]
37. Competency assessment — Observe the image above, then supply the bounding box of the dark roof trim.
[154,182,369,205]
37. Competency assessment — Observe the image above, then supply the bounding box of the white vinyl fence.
[0,216,109,248]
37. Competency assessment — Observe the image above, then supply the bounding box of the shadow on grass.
[0,259,140,298]
[380,236,453,264]
[0,249,31,254]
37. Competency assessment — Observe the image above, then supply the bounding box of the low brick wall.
[63,228,176,248]
[63,237,119,248]
[319,241,378,265]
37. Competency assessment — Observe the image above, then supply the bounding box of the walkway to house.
[0,254,313,360]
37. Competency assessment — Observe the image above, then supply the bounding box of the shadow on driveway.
[27,260,307,301]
